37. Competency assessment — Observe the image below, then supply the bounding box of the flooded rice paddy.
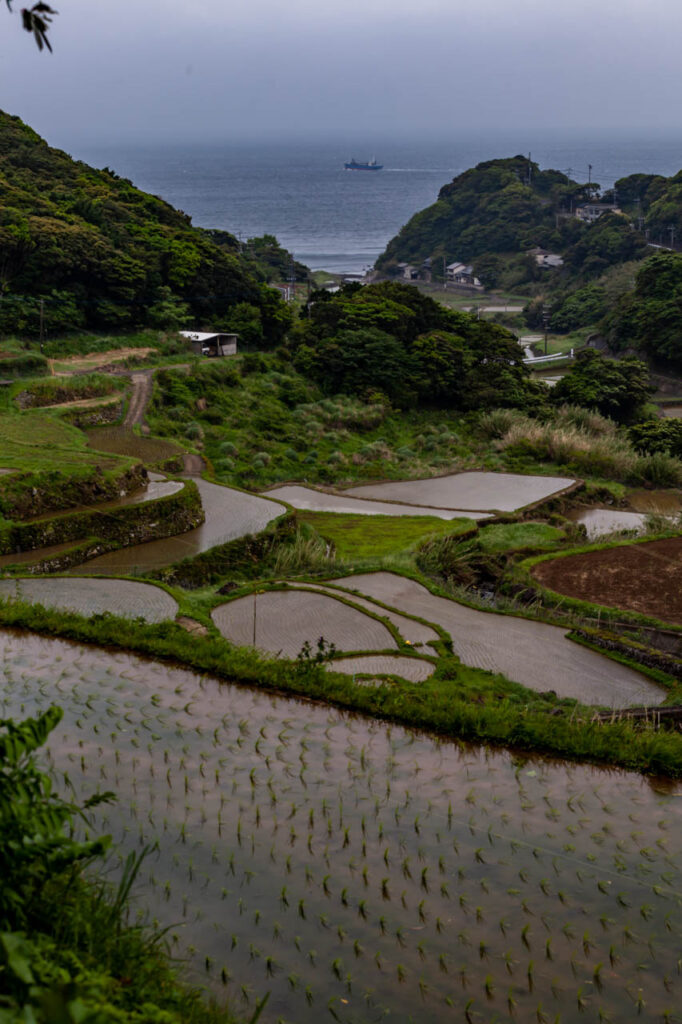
[332,654,435,681]
[326,574,663,707]
[566,508,650,540]
[345,472,576,513]
[0,577,178,622]
[264,484,489,520]
[212,589,398,658]
[2,630,681,1024]
[76,478,285,575]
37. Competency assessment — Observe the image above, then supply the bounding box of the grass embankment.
[297,511,476,560]
[0,410,140,520]
[1,595,681,777]
[12,372,126,409]
[0,707,240,1024]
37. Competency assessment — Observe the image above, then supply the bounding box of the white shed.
[180,331,238,357]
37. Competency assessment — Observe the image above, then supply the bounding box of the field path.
[124,370,154,428]
[327,572,664,708]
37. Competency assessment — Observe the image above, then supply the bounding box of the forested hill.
[0,111,292,339]
[375,155,650,289]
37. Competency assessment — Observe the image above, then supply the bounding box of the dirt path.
[124,370,154,428]
[327,572,663,708]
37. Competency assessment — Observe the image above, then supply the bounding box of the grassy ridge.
[1,594,681,777]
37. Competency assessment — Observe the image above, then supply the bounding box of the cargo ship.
[344,157,383,171]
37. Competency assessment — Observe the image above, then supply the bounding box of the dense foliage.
[375,157,647,288]
[0,708,231,1023]
[604,251,682,368]
[550,349,652,424]
[290,281,544,411]
[0,111,291,340]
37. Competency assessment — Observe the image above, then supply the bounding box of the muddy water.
[566,507,649,539]
[74,478,285,575]
[627,489,682,515]
[2,629,681,1024]
[264,483,489,520]
[661,405,682,418]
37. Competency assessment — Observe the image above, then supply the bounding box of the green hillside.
[0,111,292,339]
[376,156,647,290]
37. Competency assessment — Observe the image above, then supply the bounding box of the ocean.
[73,136,682,275]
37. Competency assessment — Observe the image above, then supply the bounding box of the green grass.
[1,594,681,777]
[477,521,565,554]
[0,410,130,476]
[298,511,476,559]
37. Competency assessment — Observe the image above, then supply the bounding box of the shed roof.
[180,331,238,342]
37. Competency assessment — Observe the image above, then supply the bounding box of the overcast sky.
[2,0,682,149]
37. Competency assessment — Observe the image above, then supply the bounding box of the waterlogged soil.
[211,589,398,657]
[566,508,649,540]
[2,630,681,1024]
[264,484,490,520]
[627,489,682,516]
[75,478,285,576]
[345,471,576,513]
[0,576,177,622]
[532,537,682,626]
[326,573,662,708]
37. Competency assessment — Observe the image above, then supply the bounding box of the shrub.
[478,408,523,440]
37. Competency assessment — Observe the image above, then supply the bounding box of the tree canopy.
[0,111,293,339]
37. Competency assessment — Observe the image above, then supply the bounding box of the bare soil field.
[49,347,155,374]
[328,572,662,707]
[86,427,184,463]
[532,537,682,626]
[0,577,178,623]
[265,484,491,520]
[345,471,575,512]
[211,588,397,658]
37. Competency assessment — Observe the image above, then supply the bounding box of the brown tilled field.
[531,537,682,624]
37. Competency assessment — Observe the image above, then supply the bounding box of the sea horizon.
[70,135,682,275]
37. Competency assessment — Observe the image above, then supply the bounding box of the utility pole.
[669,224,676,250]
[588,164,592,184]
[542,304,551,357]
[527,153,532,187]
[443,255,447,290]
[39,298,44,353]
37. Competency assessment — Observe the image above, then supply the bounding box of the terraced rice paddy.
[327,573,663,707]
[211,589,397,658]
[345,471,576,512]
[264,484,490,520]
[0,577,177,622]
[332,654,434,681]
[76,478,285,575]
[2,630,681,1024]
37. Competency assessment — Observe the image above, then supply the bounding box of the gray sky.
[2,0,682,147]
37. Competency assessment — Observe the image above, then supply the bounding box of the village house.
[574,203,622,224]
[179,331,239,357]
[446,262,482,287]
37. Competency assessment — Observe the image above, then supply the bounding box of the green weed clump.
[0,708,235,1024]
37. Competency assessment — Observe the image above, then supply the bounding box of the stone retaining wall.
[0,479,203,560]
